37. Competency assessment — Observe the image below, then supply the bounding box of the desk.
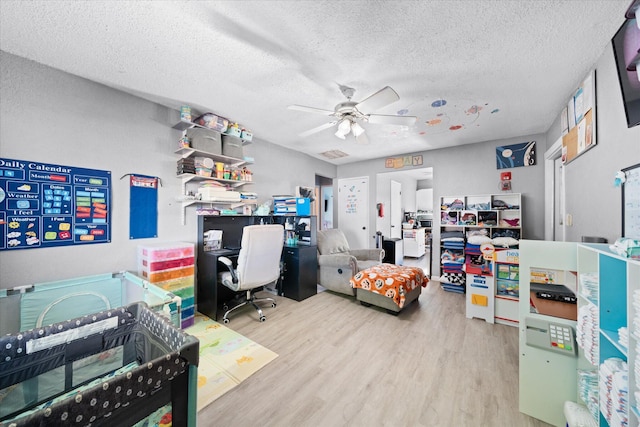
[196,249,240,321]
[197,246,317,320]
[196,215,318,320]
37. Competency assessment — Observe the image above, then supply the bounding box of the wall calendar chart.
[0,158,111,251]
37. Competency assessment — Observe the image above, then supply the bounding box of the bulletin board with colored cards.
[0,158,112,251]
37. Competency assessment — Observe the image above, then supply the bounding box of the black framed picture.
[611,17,640,128]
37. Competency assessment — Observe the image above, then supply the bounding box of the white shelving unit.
[439,193,521,297]
[518,241,640,426]
[172,118,256,224]
[519,240,579,427]
[494,248,520,327]
[575,243,640,427]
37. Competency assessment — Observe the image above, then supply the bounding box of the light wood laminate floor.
[198,255,552,426]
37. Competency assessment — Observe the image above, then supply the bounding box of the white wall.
[338,133,546,276]
[338,42,640,276]
[544,44,640,243]
[0,52,336,287]
[416,188,433,211]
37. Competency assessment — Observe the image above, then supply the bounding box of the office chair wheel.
[223,318,230,324]
[222,304,229,311]
[259,316,266,322]
[271,302,277,308]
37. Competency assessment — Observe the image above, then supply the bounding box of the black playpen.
[0,302,198,426]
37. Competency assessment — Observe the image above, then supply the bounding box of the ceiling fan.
[288,85,417,144]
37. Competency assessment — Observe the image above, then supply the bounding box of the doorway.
[390,180,402,239]
[375,167,434,275]
[315,174,333,230]
[544,137,565,241]
[375,168,433,238]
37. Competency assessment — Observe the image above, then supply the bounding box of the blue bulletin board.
[128,174,158,239]
[0,158,111,251]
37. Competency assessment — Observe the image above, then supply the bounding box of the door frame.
[544,136,565,241]
[390,180,402,239]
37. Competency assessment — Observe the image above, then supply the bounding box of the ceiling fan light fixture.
[335,118,351,139]
[351,121,365,137]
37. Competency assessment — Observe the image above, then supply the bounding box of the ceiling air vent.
[320,150,349,159]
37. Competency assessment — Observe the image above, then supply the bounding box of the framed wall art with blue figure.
[496,141,536,169]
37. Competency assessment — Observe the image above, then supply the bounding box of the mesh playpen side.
[0,271,182,335]
[0,302,199,427]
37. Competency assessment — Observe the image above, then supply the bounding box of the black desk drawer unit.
[280,245,318,301]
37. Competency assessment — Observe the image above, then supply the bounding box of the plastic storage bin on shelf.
[138,242,196,328]
[193,112,228,132]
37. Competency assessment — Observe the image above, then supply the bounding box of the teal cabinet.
[576,243,640,427]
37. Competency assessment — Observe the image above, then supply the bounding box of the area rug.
[186,313,278,411]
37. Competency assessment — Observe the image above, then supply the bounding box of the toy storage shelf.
[575,243,640,427]
[438,193,522,295]
[494,250,520,326]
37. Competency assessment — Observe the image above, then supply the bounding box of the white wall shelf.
[172,120,252,145]
[177,173,252,189]
[173,114,256,225]
[174,147,252,166]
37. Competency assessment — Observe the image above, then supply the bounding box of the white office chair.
[218,224,284,323]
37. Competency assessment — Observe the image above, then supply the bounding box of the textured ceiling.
[0,0,631,165]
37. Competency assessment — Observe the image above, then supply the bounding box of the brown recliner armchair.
[316,228,385,296]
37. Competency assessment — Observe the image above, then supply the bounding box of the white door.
[338,177,370,248]
[390,180,402,239]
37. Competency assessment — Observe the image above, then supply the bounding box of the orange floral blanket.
[349,263,429,308]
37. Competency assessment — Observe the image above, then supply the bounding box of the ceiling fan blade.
[288,105,335,115]
[355,132,369,145]
[355,86,400,113]
[367,114,417,126]
[299,121,337,137]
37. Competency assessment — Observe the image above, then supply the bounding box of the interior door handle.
[362,227,366,230]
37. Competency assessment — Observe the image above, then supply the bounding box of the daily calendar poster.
[0,158,111,251]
